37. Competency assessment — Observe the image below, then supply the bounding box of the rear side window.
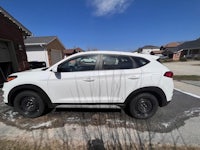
[132,57,150,67]
[102,55,134,70]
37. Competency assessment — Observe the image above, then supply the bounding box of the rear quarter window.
[131,57,150,68]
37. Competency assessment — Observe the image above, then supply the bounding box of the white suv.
[2,51,174,119]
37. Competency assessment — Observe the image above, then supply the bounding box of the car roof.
[71,51,159,60]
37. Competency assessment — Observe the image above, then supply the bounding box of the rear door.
[97,54,142,103]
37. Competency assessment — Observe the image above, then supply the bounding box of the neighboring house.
[164,39,200,60]
[163,42,182,59]
[150,50,164,57]
[25,36,66,67]
[173,50,183,61]
[177,38,200,59]
[138,45,160,55]
[64,47,83,57]
[0,7,32,86]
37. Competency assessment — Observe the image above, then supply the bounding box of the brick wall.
[0,13,29,71]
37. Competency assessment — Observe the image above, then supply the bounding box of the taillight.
[164,71,173,78]
[6,76,17,82]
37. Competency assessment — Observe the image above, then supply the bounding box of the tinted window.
[102,55,133,70]
[132,57,150,67]
[58,55,98,72]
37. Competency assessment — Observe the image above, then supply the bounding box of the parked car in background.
[29,61,46,69]
[2,51,174,119]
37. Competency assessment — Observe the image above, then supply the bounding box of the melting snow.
[162,123,170,128]
[30,120,55,129]
[2,110,18,122]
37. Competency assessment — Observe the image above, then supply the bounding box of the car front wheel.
[14,91,45,118]
[128,93,158,119]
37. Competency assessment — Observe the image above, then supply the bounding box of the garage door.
[0,41,11,62]
[50,49,62,65]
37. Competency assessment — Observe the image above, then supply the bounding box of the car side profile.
[2,51,174,119]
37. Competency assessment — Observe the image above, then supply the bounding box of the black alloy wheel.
[14,91,45,118]
[129,93,158,119]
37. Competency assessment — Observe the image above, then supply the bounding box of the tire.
[128,93,158,119]
[14,90,46,118]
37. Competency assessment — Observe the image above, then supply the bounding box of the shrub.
[180,57,187,61]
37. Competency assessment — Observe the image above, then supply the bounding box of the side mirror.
[51,67,58,73]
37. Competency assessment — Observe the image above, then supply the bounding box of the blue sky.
[1,0,200,51]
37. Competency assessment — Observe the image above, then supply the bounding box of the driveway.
[0,89,200,149]
[164,60,200,75]
[164,60,200,97]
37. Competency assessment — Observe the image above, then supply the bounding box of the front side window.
[102,55,133,70]
[58,55,98,72]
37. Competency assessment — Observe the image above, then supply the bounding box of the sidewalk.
[174,80,200,98]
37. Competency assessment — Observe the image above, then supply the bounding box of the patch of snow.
[184,108,200,117]
[66,117,80,122]
[162,123,170,128]
[2,110,18,122]
[30,120,55,129]
[106,119,125,124]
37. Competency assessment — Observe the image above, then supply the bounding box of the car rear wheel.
[128,93,158,119]
[14,91,45,118]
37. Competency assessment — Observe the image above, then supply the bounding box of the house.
[0,7,32,87]
[138,45,160,55]
[64,47,83,57]
[164,39,200,60]
[177,38,200,59]
[163,42,182,59]
[24,36,66,67]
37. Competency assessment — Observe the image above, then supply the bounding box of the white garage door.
[0,41,11,62]
[50,49,62,65]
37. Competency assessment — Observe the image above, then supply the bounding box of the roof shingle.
[24,36,57,45]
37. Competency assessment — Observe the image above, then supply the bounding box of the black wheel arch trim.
[125,86,169,107]
[8,84,53,108]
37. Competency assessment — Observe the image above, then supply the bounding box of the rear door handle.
[83,78,94,82]
[128,75,139,79]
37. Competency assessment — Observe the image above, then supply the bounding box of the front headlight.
[6,76,17,82]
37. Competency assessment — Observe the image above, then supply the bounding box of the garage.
[0,7,32,87]
[51,49,63,65]
[0,41,12,86]
[25,36,65,67]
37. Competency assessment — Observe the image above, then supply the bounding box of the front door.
[48,54,100,103]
